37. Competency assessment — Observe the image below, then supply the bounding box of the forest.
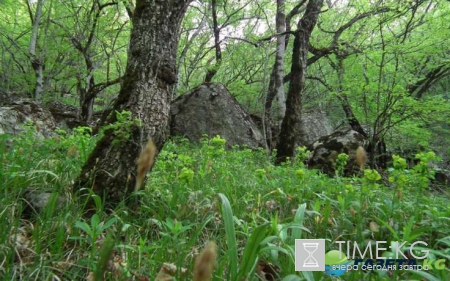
[0,0,449,280]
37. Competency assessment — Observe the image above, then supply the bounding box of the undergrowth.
[0,126,449,280]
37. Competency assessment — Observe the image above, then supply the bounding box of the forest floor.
[0,127,449,280]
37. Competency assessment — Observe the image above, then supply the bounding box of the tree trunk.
[80,90,95,122]
[28,0,45,100]
[274,0,287,125]
[79,69,96,122]
[75,0,191,206]
[276,0,323,164]
[204,0,221,83]
[337,94,368,137]
[335,58,368,137]
[264,0,287,150]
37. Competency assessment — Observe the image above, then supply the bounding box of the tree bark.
[75,0,191,206]
[204,0,221,83]
[335,58,368,137]
[28,0,45,100]
[264,0,287,149]
[276,0,323,164]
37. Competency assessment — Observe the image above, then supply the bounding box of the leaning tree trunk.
[276,0,323,164]
[75,0,191,205]
[335,58,368,138]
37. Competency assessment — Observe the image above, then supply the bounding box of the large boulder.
[298,111,334,147]
[251,111,333,149]
[308,129,368,175]
[170,83,265,148]
[0,99,56,138]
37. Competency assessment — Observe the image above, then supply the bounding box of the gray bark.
[276,0,323,164]
[28,0,45,100]
[264,0,300,149]
[274,0,287,125]
[204,0,221,83]
[75,0,191,205]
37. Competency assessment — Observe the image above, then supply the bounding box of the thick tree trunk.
[276,0,323,164]
[75,0,190,205]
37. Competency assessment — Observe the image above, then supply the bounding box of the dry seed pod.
[193,241,217,281]
[135,139,157,192]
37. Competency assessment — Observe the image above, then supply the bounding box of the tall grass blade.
[94,232,115,281]
[218,193,238,280]
[236,223,270,280]
[290,203,307,243]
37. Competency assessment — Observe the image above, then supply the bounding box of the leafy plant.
[102,110,142,145]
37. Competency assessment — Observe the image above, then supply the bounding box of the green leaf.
[300,271,315,281]
[75,221,92,237]
[237,223,270,280]
[218,193,238,280]
[94,232,115,281]
[91,214,100,229]
[290,203,308,243]
[100,217,118,232]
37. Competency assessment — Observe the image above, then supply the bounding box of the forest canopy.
[1,0,449,163]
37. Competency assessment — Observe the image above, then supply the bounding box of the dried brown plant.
[355,146,367,170]
[135,139,157,192]
[193,241,217,281]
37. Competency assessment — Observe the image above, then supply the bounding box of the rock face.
[170,83,265,148]
[46,101,84,129]
[298,111,334,147]
[0,99,56,137]
[251,111,333,149]
[308,129,368,175]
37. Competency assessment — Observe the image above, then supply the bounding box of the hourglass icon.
[303,243,319,267]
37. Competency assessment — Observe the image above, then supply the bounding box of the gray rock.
[298,111,334,147]
[46,101,84,129]
[0,99,56,138]
[170,83,265,148]
[23,189,66,215]
[251,111,333,149]
[308,129,368,175]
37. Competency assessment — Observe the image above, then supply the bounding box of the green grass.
[0,128,449,280]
